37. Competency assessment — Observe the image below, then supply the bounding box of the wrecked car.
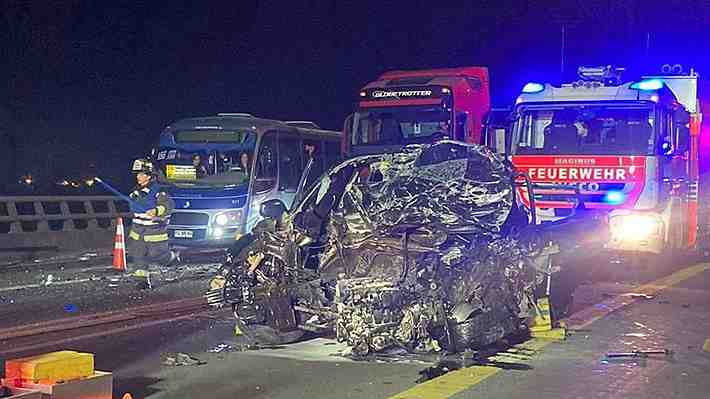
[207,142,607,355]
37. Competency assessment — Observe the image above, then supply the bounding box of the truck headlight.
[609,213,663,239]
[214,210,242,226]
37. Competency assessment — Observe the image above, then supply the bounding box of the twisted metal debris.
[210,142,604,354]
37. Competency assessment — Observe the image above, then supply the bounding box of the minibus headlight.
[214,210,242,226]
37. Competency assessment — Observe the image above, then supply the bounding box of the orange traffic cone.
[113,217,127,272]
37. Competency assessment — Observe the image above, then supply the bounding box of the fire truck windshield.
[350,106,452,146]
[512,105,655,155]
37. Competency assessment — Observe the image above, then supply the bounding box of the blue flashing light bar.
[630,79,663,91]
[522,82,545,93]
[604,191,626,205]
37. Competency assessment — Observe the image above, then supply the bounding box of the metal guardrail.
[0,196,131,253]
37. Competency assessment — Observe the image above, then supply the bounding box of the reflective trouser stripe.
[129,230,168,242]
[144,233,169,242]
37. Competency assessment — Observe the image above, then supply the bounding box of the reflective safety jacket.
[129,182,174,227]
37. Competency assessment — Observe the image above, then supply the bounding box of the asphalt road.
[2,253,710,399]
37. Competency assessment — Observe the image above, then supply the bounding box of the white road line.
[0,278,94,293]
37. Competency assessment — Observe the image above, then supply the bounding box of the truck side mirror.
[497,128,508,155]
[676,128,689,154]
[674,109,690,154]
[342,114,354,156]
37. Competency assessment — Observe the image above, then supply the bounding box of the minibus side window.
[279,133,302,191]
[254,131,277,192]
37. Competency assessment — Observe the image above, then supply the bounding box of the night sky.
[2,0,709,192]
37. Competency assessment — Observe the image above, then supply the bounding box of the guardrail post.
[59,200,75,231]
[7,200,20,233]
[84,200,98,229]
[107,200,118,229]
[33,201,49,232]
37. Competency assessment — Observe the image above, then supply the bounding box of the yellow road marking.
[703,339,710,353]
[388,339,548,399]
[569,262,710,330]
[639,262,710,293]
[387,261,710,399]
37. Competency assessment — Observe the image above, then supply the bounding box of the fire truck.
[504,65,702,256]
[342,66,491,156]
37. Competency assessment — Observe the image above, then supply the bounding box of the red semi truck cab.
[507,65,702,255]
[342,67,491,157]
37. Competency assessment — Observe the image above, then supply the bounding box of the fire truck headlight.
[609,214,662,240]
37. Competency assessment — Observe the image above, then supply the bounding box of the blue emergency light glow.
[630,79,663,91]
[522,82,545,93]
[661,141,673,155]
[604,191,625,204]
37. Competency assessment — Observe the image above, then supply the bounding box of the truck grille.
[170,212,209,226]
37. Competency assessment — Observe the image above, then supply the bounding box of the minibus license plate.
[174,230,193,239]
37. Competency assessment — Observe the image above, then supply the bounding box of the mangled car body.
[208,142,607,355]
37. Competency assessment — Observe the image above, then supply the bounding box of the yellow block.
[530,297,552,332]
[5,351,94,382]
[530,328,567,341]
[703,339,710,353]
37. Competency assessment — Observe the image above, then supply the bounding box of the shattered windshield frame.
[512,103,657,156]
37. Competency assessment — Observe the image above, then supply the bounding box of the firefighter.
[127,159,179,271]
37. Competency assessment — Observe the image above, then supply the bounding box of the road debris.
[605,349,673,358]
[621,293,655,300]
[162,353,206,366]
[624,332,649,338]
[207,343,232,353]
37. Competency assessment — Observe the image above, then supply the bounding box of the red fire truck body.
[510,66,701,255]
